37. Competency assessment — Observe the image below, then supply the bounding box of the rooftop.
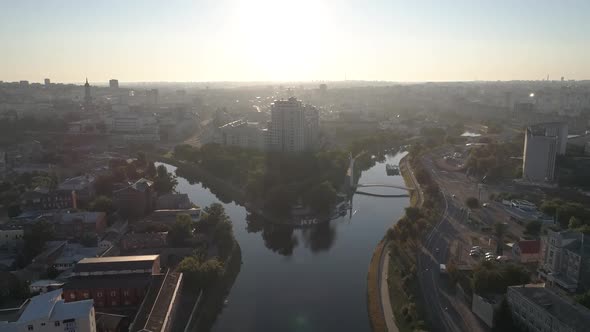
[58,175,96,190]
[73,255,159,274]
[509,285,590,331]
[518,239,541,254]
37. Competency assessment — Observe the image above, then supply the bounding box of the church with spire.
[84,78,92,107]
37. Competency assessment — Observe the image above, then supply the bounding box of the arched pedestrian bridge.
[355,183,414,191]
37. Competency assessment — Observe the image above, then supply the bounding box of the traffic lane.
[426,224,468,332]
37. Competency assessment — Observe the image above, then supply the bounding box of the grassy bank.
[385,150,441,331]
[367,240,387,332]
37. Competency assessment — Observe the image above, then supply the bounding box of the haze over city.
[2,0,590,83]
[2,1,590,332]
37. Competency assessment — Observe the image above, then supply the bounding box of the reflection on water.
[158,151,409,332]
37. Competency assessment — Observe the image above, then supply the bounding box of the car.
[452,194,456,198]
[469,251,480,257]
[482,203,489,207]
[471,246,482,250]
[485,252,494,257]
[485,256,495,261]
[435,247,440,253]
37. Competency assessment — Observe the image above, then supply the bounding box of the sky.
[1,0,589,83]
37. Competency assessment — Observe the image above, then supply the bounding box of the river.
[159,151,409,332]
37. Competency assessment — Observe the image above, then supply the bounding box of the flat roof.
[73,255,159,274]
[509,285,590,330]
[77,255,159,264]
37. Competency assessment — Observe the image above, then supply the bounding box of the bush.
[466,197,480,209]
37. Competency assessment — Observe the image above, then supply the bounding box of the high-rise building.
[522,127,558,182]
[44,78,50,86]
[304,104,320,150]
[269,97,305,152]
[109,79,119,89]
[542,122,568,155]
[84,78,92,105]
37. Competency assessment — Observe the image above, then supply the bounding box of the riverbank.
[182,240,242,332]
[379,153,431,332]
[367,240,387,332]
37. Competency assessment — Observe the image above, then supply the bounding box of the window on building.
[97,291,103,297]
[55,321,61,327]
[123,290,130,296]
[70,293,76,299]
[83,292,90,298]
[28,325,34,331]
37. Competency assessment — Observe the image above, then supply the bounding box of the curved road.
[416,152,486,332]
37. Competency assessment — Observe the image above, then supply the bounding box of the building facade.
[507,284,590,332]
[0,289,96,332]
[269,97,305,152]
[538,230,590,292]
[63,255,160,308]
[522,127,558,182]
[108,79,119,89]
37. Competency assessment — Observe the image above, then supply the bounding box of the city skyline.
[1,0,590,82]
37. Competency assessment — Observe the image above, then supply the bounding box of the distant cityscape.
[1,77,590,332]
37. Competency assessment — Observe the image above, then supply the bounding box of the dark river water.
[159,151,409,332]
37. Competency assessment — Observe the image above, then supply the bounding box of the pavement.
[380,244,399,332]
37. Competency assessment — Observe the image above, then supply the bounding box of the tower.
[84,78,92,105]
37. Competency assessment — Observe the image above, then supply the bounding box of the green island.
[170,131,401,223]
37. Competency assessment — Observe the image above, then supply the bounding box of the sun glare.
[231,0,330,80]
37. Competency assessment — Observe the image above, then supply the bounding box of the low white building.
[0,289,96,332]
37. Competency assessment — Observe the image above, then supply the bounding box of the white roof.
[17,289,62,322]
[16,289,93,323]
[29,279,63,287]
[51,300,94,320]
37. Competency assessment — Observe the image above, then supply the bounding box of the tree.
[154,165,178,195]
[23,221,55,263]
[94,175,114,196]
[89,196,114,213]
[306,181,338,214]
[569,216,584,229]
[405,207,422,221]
[167,214,193,246]
[466,197,480,209]
[146,162,157,179]
[46,266,59,279]
[493,222,508,255]
[575,290,590,309]
[136,152,147,168]
[202,203,230,227]
[178,256,223,288]
[524,220,542,237]
[80,233,98,247]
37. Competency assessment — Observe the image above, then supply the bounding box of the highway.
[415,152,487,332]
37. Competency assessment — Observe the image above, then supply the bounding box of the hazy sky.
[1,0,589,83]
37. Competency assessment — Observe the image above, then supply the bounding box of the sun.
[229,0,330,80]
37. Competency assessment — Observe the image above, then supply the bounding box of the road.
[414,152,487,332]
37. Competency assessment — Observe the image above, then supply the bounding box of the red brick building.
[63,255,160,308]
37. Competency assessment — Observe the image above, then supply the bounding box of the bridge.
[356,183,413,191]
[345,152,414,196]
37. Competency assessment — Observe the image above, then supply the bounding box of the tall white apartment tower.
[270,97,305,152]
